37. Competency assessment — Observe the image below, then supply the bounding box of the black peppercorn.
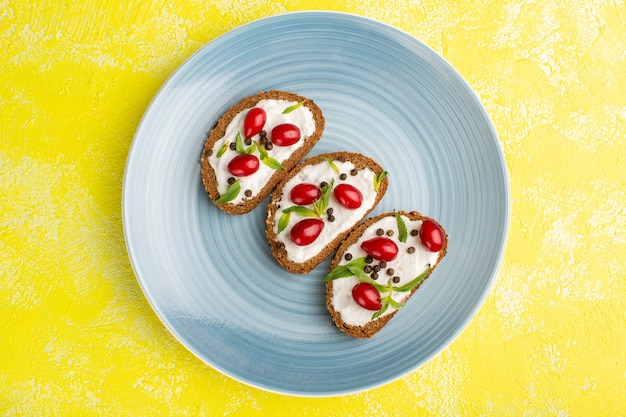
[244,137,252,146]
[339,173,347,180]
[244,190,252,197]
[410,229,418,236]
[344,253,353,261]
[326,207,333,215]
[386,230,394,236]
[227,177,236,185]
[327,215,335,222]
[320,181,327,188]
[393,276,401,283]
[350,168,358,176]
[387,268,394,276]
[365,256,373,264]
[372,265,381,273]
[407,247,416,254]
[379,261,387,268]
[229,142,237,150]
[371,272,379,280]
[364,265,373,273]
[376,228,384,236]
[259,130,267,137]
[265,142,273,150]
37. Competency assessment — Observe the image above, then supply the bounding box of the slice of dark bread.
[266,152,389,274]
[325,210,448,338]
[201,90,325,215]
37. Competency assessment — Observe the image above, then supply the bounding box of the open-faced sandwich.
[201,90,325,214]
[324,210,448,338]
[266,152,389,274]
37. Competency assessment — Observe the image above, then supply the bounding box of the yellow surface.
[2,0,625,415]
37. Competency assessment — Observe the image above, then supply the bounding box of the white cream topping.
[273,160,378,264]
[330,215,441,326]
[208,99,316,205]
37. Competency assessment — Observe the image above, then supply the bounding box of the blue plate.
[123,12,509,396]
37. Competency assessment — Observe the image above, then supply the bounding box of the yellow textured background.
[2,0,625,415]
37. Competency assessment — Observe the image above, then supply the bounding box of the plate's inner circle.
[124,12,508,396]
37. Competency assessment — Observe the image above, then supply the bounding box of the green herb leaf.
[215,179,240,204]
[282,205,319,218]
[235,132,245,153]
[374,171,388,191]
[313,178,334,216]
[324,256,386,290]
[387,297,405,310]
[323,257,367,282]
[323,265,353,282]
[371,303,389,320]
[395,210,408,243]
[322,156,339,173]
[261,156,284,170]
[347,264,387,291]
[347,264,375,282]
[277,212,290,235]
[393,266,432,293]
[216,142,229,158]
[244,142,257,154]
[256,141,268,159]
[254,141,283,170]
[282,101,304,114]
[371,283,405,320]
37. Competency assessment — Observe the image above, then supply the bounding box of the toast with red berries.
[266,152,389,274]
[201,91,325,215]
[324,211,448,338]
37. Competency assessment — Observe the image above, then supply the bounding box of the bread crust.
[325,211,448,338]
[201,90,325,215]
[266,152,389,274]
